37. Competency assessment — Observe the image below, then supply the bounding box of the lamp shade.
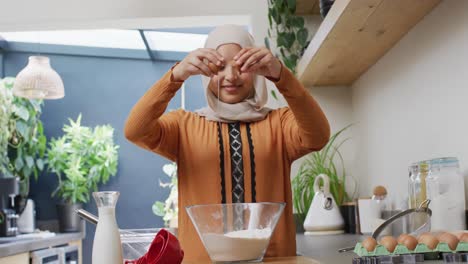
[13,56,64,99]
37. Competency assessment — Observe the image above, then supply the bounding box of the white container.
[18,199,35,233]
[303,174,344,235]
[357,198,383,234]
[426,157,466,231]
[92,192,123,264]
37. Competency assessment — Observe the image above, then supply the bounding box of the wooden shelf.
[297,0,441,87]
[296,0,320,15]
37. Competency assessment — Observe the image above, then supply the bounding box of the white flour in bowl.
[202,228,272,262]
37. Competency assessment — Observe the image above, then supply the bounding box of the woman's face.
[208,44,255,104]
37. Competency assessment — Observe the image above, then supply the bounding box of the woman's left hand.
[234,47,282,80]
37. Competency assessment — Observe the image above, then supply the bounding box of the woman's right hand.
[172,48,225,81]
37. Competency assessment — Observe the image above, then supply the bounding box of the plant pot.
[57,203,83,233]
[319,0,335,18]
[294,213,305,233]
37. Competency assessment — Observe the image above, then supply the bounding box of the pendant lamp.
[13,56,64,99]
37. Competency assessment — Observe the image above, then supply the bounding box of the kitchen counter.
[297,233,444,263]
[184,256,320,263]
[0,232,84,258]
[297,233,362,263]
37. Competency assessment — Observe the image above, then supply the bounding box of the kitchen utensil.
[76,209,182,262]
[338,200,432,253]
[92,191,123,264]
[303,174,344,235]
[186,202,285,263]
[124,229,184,264]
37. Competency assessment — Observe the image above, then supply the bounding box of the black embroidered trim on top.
[217,122,226,204]
[246,123,256,203]
[228,122,245,204]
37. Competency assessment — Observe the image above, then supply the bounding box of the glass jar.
[426,157,466,231]
[408,161,430,231]
[408,161,429,209]
[408,163,419,209]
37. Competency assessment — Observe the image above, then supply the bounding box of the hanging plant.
[265,0,311,75]
[0,77,46,181]
[0,78,14,175]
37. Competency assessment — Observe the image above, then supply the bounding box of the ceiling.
[0,0,257,32]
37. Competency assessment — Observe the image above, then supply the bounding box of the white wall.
[351,0,468,208]
[290,86,356,194]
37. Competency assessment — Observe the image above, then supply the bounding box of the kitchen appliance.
[56,244,79,264]
[18,199,36,233]
[303,174,344,235]
[30,248,60,264]
[0,177,20,237]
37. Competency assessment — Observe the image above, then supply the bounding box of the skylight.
[0,29,208,52]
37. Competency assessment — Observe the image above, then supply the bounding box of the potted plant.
[265,0,311,100]
[292,124,357,232]
[0,77,47,213]
[0,78,14,176]
[152,162,178,229]
[47,114,119,232]
[265,0,310,74]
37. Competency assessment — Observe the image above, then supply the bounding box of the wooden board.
[183,256,320,264]
[297,0,441,86]
[296,0,321,15]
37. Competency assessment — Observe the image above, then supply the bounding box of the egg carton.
[354,242,468,257]
[353,254,424,264]
[442,252,468,263]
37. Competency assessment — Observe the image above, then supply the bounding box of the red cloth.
[125,229,184,264]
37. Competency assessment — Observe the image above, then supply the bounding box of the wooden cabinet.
[0,240,82,264]
[0,252,29,264]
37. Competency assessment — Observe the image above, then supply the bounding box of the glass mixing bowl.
[186,202,285,263]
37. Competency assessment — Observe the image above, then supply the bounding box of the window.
[0,29,208,52]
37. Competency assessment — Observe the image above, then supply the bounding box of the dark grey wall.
[4,48,205,263]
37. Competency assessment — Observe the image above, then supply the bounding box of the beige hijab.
[195,25,271,123]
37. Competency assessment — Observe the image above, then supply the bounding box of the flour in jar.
[202,228,272,262]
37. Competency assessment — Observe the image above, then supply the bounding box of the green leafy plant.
[292,124,356,223]
[47,114,119,204]
[0,77,47,183]
[152,162,178,227]
[265,0,311,75]
[0,78,14,175]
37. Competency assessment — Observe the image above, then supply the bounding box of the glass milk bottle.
[426,157,466,231]
[92,191,123,264]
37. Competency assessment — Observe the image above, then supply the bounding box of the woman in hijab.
[125,25,330,261]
